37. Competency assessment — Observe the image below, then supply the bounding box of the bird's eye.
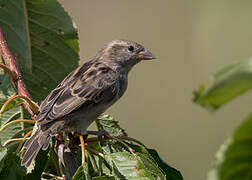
[128,45,134,52]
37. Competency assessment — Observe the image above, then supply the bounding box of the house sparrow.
[21,39,156,167]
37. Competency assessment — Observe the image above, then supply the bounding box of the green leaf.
[0,146,7,173]
[105,151,165,180]
[0,73,21,117]
[207,113,252,180]
[0,139,48,180]
[92,176,115,180]
[96,115,127,137]
[0,63,22,145]
[193,59,252,110]
[0,0,79,102]
[72,165,91,180]
[147,149,183,180]
[94,115,182,179]
[0,107,21,144]
[125,144,166,178]
[0,74,22,114]
[0,146,26,180]
[0,76,22,145]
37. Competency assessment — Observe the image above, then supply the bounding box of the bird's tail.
[21,128,51,168]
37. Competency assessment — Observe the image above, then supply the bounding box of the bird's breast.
[117,73,128,99]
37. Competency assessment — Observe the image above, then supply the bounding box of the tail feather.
[21,138,41,167]
[21,120,65,168]
[21,129,50,168]
[42,136,51,150]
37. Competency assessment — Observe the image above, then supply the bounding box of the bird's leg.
[86,130,108,136]
[87,130,109,146]
[69,132,87,165]
[68,132,88,150]
[79,135,85,166]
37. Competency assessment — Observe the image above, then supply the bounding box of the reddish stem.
[0,27,35,116]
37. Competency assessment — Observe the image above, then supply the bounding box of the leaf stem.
[0,94,39,114]
[2,138,23,147]
[15,130,32,153]
[111,136,146,147]
[0,119,34,133]
[42,172,64,180]
[12,126,33,137]
[107,135,136,157]
[86,146,105,159]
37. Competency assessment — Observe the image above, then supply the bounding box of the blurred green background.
[59,1,252,179]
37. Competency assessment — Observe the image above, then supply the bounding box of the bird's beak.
[138,49,156,60]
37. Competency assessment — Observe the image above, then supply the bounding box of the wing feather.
[36,61,118,125]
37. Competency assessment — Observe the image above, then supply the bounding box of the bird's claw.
[87,130,109,146]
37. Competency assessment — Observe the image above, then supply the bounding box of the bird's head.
[96,39,156,72]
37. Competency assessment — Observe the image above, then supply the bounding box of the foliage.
[0,0,182,179]
[0,0,79,102]
[71,115,183,179]
[194,59,252,180]
[194,59,252,110]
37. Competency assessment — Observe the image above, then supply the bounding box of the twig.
[16,130,33,153]
[110,136,146,147]
[2,138,24,147]
[3,130,33,148]
[0,63,16,80]
[107,135,136,157]
[0,119,34,133]
[0,27,35,116]
[0,94,38,115]
[86,146,105,159]
[12,126,33,137]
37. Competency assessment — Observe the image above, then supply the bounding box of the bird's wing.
[36,61,118,125]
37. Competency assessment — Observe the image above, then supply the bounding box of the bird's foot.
[87,129,109,136]
[67,132,87,165]
[68,132,88,151]
[87,130,109,146]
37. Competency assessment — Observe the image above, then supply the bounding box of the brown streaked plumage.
[21,39,156,167]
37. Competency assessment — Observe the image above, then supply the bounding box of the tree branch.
[0,27,36,116]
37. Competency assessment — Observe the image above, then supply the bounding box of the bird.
[21,39,156,168]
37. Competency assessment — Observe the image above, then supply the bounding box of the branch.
[0,27,37,116]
